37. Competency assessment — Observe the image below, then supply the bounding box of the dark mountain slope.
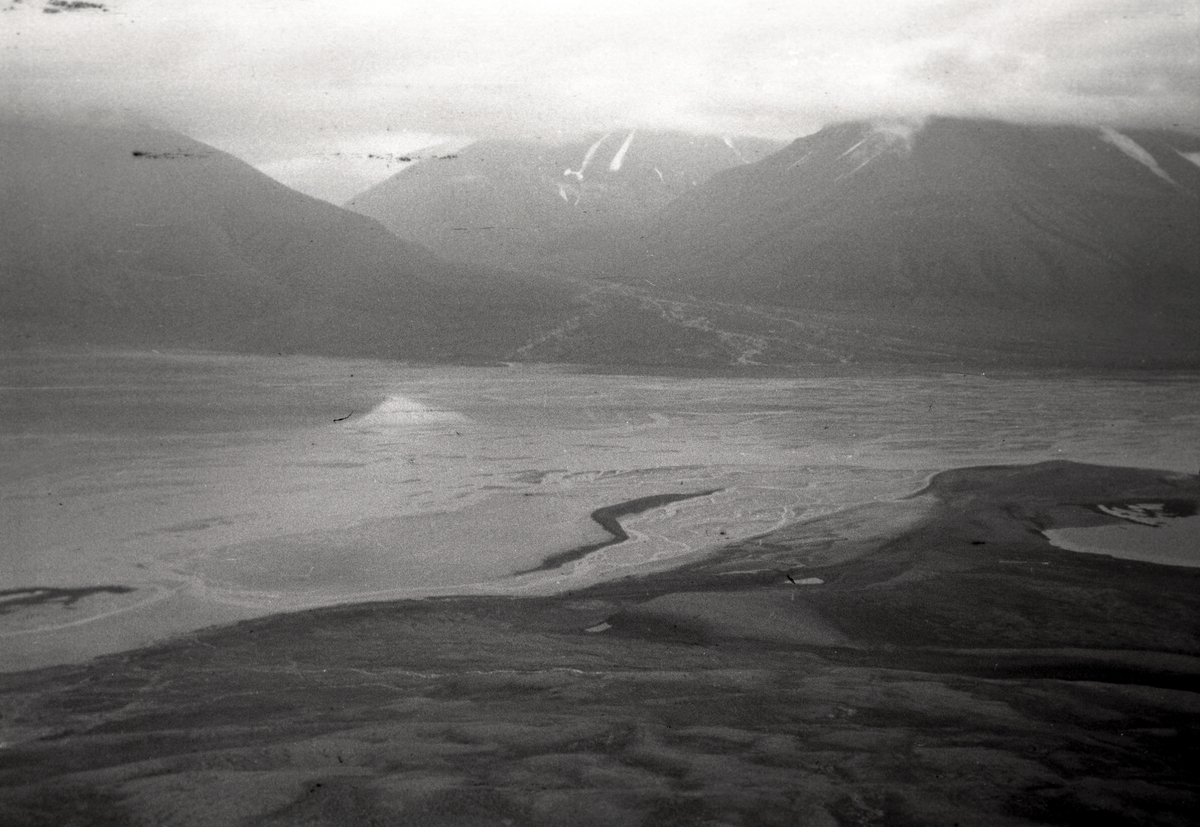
[5,117,1197,369]
[345,131,782,275]
[614,118,1200,362]
[0,118,574,359]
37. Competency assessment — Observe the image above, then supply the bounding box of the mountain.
[606,117,1200,365]
[344,131,782,275]
[6,116,1199,369]
[0,117,575,359]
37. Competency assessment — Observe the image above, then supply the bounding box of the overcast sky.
[4,0,1197,203]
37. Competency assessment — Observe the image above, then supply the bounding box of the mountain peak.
[0,118,570,359]
[344,130,785,274]
[607,115,1200,364]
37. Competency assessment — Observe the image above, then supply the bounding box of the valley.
[3,109,1200,824]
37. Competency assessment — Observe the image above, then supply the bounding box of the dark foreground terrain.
[1,460,1197,826]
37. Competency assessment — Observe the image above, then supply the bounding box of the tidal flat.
[3,349,1198,670]
[2,350,1199,824]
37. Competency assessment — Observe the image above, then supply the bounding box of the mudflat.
[6,351,1199,672]
[2,459,1197,825]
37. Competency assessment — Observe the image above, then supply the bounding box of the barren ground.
[1,351,1198,824]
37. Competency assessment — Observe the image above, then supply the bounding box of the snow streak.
[608,131,636,172]
[722,136,748,163]
[564,132,612,181]
[1100,127,1176,185]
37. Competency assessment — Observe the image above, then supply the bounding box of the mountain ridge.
[345,130,784,275]
[0,117,575,360]
[622,117,1200,306]
[5,115,1199,369]
[601,117,1200,362]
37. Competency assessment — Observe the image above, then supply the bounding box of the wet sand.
[2,459,1197,825]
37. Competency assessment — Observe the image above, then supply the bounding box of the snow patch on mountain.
[1179,150,1200,169]
[833,124,915,180]
[608,131,636,171]
[788,151,814,169]
[723,136,749,163]
[1100,127,1177,185]
[838,138,868,158]
[564,132,612,181]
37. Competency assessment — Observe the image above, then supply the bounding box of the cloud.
[892,0,1200,125]
[4,0,1196,201]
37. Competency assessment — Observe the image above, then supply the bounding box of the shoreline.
[517,489,721,574]
[3,460,1198,824]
